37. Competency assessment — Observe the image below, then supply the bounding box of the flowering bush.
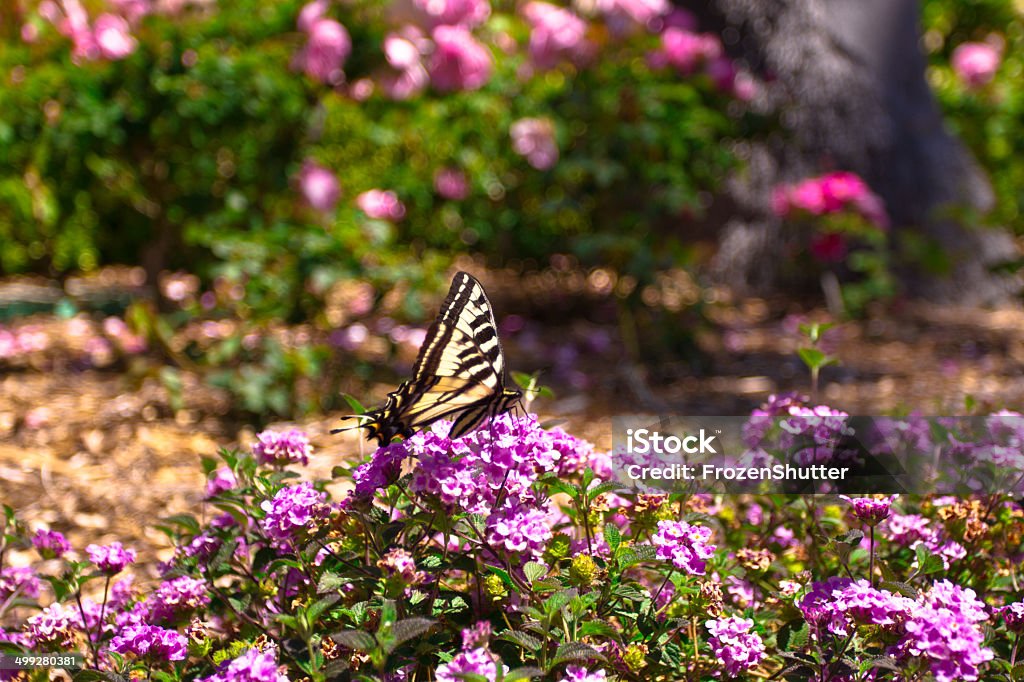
[3,398,1024,680]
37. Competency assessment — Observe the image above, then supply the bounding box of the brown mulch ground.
[2,293,1024,579]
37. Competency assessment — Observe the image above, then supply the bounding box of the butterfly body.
[336,272,522,445]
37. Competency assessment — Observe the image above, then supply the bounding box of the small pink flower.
[110,0,151,24]
[299,18,351,84]
[434,167,470,200]
[94,14,136,60]
[510,117,558,170]
[297,160,341,212]
[21,23,39,43]
[297,0,329,32]
[356,189,406,220]
[819,171,867,209]
[659,28,721,74]
[522,2,591,70]
[790,178,828,215]
[952,41,1000,89]
[429,25,492,92]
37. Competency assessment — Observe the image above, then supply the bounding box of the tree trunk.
[701,0,1019,303]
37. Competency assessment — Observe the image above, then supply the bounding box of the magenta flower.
[299,18,351,84]
[109,624,187,661]
[253,428,312,466]
[809,232,847,263]
[461,621,492,649]
[206,466,237,497]
[26,603,76,648]
[522,2,591,70]
[705,617,766,676]
[840,495,896,526]
[356,189,407,220]
[898,581,992,682]
[436,647,499,682]
[1000,602,1024,633]
[657,28,721,75]
[429,25,493,92]
[597,0,669,32]
[377,548,426,585]
[510,117,558,170]
[32,529,71,559]
[197,646,289,682]
[652,519,715,575]
[560,666,607,682]
[0,567,41,602]
[952,41,1000,89]
[297,160,341,212]
[260,482,328,548]
[434,167,470,200]
[149,576,211,623]
[93,14,136,60]
[86,541,137,574]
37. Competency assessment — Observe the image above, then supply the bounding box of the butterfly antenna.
[329,414,375,435]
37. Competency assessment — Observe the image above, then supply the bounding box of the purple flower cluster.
[486,503,552,558]
[149,576,211,623]
[1000,602,1024,632]
[652,519,715,575]
[705,616,765,676]
[461,621,492,649]
[378,548,426,586]
[436,647,500,682]
[206,466,238,497]
[351,442,408,500]
[522,2,591,70]
[260,482,329,548]
[109,624,188,661]
[882,513,966,570]
[31,529,71,559]
[841,495,896,526]
[0,566,41,601]
[898,581,992,682]
[86,541,137,574]
[799,577,912,637]
[560,665,607,682]
[198,646,290,682]
[252,429,312,467]
[26,603,75,648]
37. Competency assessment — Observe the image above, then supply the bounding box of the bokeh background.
[1,0,1023,559]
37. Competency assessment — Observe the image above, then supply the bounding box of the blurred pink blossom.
[110,0,151,23]
[356,189,406,220]
[21,23,39,43]
[510,117,558,170]
[952,41,1000,89]
[407,0,490,28]
[790,178,828,215]
[662,7,697,31]
[349,77,375,100]
[299,18,351,84]
[297,160,341,212]
[378,28,431,99]
[809,233,848,263]
[522,2,591,69]
[297,0,329,32]
[429,25,492,91]
[93,14,137,60]
[773,171,889,229]
[657,28,721,74]
[597,0,669,32]
[434,167,470,200]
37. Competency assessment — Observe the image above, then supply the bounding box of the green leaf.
[306,594,340,623]
[497,630,543,652]
[330,630,377,652]
[579,620,619,637]
[341,393,367,415]
[502,667,543,682]
[586,480,625,500]
[602,524,621,553]
[550,642,606,668]
[523,562,548,583]
[776,620,810,651]
[317,572,349,594]
[385,618,435,652]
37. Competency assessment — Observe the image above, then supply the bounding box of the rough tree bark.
[699,0,1019,303]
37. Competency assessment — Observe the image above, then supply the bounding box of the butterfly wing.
[345,272,516,444]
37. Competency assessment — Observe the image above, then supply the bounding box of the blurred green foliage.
[923,0,1024,229]
[0,0,739,321]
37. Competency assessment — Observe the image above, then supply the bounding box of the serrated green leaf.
[331,630,377,652]
[497,630,543,652]
[523,562,547,583]
[603,525,621,553]
[550,642,605,668]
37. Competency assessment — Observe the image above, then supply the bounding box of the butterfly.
[334,272,523,445]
